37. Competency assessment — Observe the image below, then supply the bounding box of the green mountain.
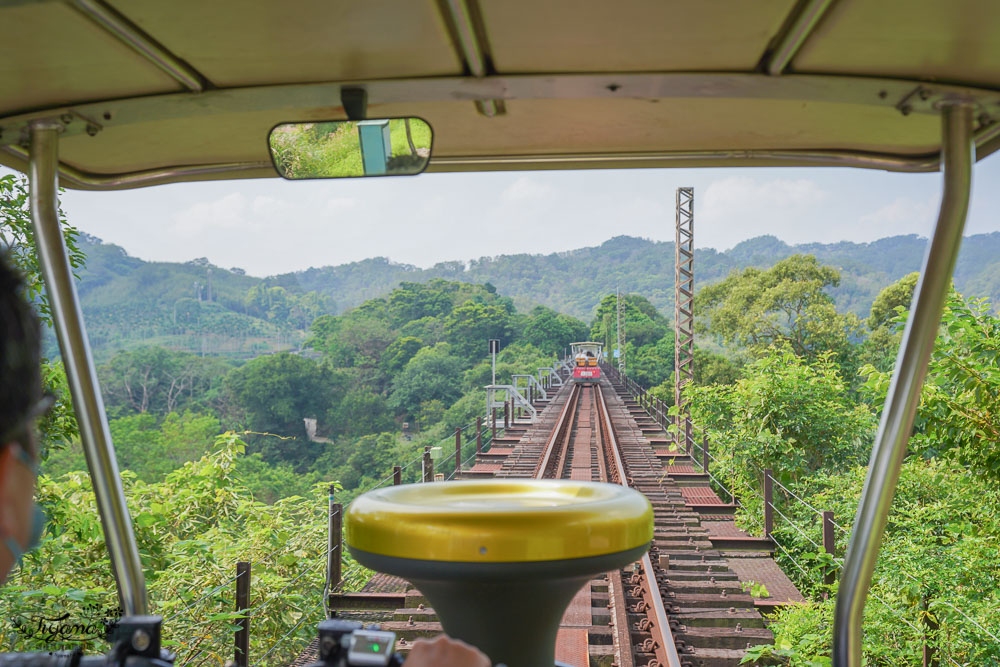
[279,233,1000,320]
[66,232,1000,359]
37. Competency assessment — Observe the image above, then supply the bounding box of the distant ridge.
[70,232,1000,358]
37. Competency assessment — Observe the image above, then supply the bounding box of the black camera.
[306,619,402,667]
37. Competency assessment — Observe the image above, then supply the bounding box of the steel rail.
[28,121,148,614]
[832,103,975,667]
[534,383,581,480]
[595,384,683,667]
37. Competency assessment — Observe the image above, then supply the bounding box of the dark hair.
[0,252,42,455]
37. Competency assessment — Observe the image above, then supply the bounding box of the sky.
[19,154,1000,277]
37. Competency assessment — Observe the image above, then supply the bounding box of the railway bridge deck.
[327,374,803,667]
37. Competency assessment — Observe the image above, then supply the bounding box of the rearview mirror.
[268,118,432,179]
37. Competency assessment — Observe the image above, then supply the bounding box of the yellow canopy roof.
[1,0,998,189]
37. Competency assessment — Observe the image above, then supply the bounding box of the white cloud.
[501,177,551,202]
[699,176,829,249]
[324,197,358,215]
[859,196,937,228]
[172,192,248,236]
[703,176,827,220]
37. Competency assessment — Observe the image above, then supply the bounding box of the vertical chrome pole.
[29,121,148,615]
[832,103,974,666]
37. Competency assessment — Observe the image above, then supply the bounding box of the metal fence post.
[235,561,250,667]
[491,408,497,441]
[393,465,402,486]
[763,469,774,538]
[823,511,836,586]
[423,446,433,483]
[476,417,483,454]
[329,487,342,593]
[504,402,510,429]
[454,427,462,478]
[702,435,709,473]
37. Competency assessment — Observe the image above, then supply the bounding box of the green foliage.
[867,271,919,329]
[521,306,588,355]
[223,353,348,467]
[3,435,371,665]
[590,293,669,351]
[697,255,863,368]
[0,174,85,326]
[757,459,1000,665]
[691,346,874,485]
[1,174,82,456]
[243,284,335,328]
[444,300,515,361]
[861,291,1000,482]
[98,347,232,418]
[387,344,464,420]
[682,288,1000,664]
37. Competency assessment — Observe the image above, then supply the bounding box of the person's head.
[0,252,46,584]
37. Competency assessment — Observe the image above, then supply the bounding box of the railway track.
[330,373,791,666]
[494,379,773,667]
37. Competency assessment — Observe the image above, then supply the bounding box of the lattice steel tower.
[674,187,695,452]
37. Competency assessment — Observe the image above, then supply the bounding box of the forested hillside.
[68,232,1000,361]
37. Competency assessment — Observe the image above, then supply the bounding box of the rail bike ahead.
[1,1,997,666]
[569,341,603,384]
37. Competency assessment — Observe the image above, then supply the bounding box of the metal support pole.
[29,122,148,615]
[833,104,974,667]
[476,417,483,454]
[702,435,709,474]
[454,427,462,477]
[235,561,250,667]
[328,487,341,592]
[491,408,497,440]
[763,469,774,538]
[504,402,510,429]
[675,187,695,458]
[423,446,433,483]
[823,511,836,587]
[393,465,402,486]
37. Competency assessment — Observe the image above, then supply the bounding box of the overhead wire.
[252,544,337,618]
[251,597,327,667]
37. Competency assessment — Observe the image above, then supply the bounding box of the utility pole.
[489,339,499,385]
[616,283,624,374]
[675,187,695,453]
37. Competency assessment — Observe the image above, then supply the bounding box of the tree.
[330,389,395,438]
[858,272,923,373]
[590,293,669,351]
[444,300,514,361]
[697,254,862,366]
[522,306,588,355]
[224,352,347,465]
[107,410,220,481]
[388,343,464,418]
[99,346,231,417]
[380,336,424,375]
[868,271,919,329]
[691,344,874,483]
